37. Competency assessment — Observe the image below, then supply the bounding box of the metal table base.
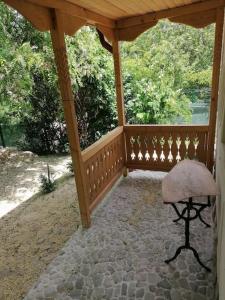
[165,196,211,272]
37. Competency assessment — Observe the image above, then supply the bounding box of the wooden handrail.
[124,124,209,132]
[82,126,123,162]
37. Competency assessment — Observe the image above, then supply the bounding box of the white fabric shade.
[162,159,218,203]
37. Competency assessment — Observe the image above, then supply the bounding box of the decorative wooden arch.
[2,0,225,227]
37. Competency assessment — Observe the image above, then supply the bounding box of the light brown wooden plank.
[50,9,91,228]
[124,125,210,133]
[82,127,123,162]
[27,0,115,27]
[89,170,122,212]
[117,21,158,41]
[117,0,225,29]
[112,40,126,125]
[170,8,216,28]
[62,14,87,36]
[68,0,129,19]
[106,0,146,15]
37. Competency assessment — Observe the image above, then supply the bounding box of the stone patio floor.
[24,170,216,300]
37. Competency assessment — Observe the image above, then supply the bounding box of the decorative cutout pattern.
[168,136,173,163]
[184,136,190,159]
[126,126,208,170]
[193,136,199,159]
[84,133,124,205]
[176,136,182,163]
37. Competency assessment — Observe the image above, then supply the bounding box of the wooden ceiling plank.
[104,0,143,15]
[27,0,115,28]
[141,0,164,11]
[117,0,225,28]
[160,0,175,9]
[67,0,128,19]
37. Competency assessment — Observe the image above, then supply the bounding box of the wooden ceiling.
[67,0,202,20]
[3,0,225,41]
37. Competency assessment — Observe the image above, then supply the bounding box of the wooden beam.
[96,25,115,42]
[82,127,123,162]
[116,0,225,29]
[207,8,224,171]
[116,21,157,41]
[112,40,126,126]
[169,9,216,28]
[27,0,115,28]
[3,0,52,32]
[62,14,86,36]
[50,9,91,228]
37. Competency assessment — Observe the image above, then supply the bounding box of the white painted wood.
[216,8,225,300]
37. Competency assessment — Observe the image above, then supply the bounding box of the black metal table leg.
[171,197,211,227]
[165,197,211,272]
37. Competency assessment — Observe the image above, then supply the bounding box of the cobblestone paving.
[24,170,216,300]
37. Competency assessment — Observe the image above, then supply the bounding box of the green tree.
[122,20,214,124]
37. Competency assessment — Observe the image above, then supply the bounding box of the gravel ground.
[0,153,71,217]
[0,152,81,300]
[24,170,216,300]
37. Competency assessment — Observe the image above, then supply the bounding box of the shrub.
[67,161,74,173]
[39,164,56,194]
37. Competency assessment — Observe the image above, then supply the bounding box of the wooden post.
[50,9,90,228]
[112,39,127,175]
[207,8,224,171]
[112,40,125,126]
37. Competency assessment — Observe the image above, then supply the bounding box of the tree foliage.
[122,21,214,124]
[0,2,215,153]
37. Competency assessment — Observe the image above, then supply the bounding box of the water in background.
[176,102,209,125]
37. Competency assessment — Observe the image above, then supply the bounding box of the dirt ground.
[0,151,71,218]
[0,176,80,300]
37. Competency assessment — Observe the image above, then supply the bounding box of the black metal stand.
[171,196,211,227]
[165,197,211,272]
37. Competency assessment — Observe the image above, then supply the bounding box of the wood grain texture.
[50,9,91,228]
[82,127,123,162]
[124,125,209,172]
[116,21,158,41]
[169,8,216,28]
[112,40,126,125]
[27,0,115,27]
[82,128,124,208]
[117,0,224,29]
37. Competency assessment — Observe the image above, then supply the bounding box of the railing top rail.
[82,126,123,162]
[124,124,209,132]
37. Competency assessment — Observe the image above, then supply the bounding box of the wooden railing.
[82,126,124,211]
[81,124,211,215]
[124,125,209,171]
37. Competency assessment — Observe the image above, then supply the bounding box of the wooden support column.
[50,9,90,228]
[112,40,127,175]
[207,8,224,171]
[112,40,126,126]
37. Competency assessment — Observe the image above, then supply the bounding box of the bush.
[67,161,74,173]
[20,71,68,154]
[39,164,56,194]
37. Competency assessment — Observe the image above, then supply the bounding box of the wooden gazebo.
[3,0,225,228]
